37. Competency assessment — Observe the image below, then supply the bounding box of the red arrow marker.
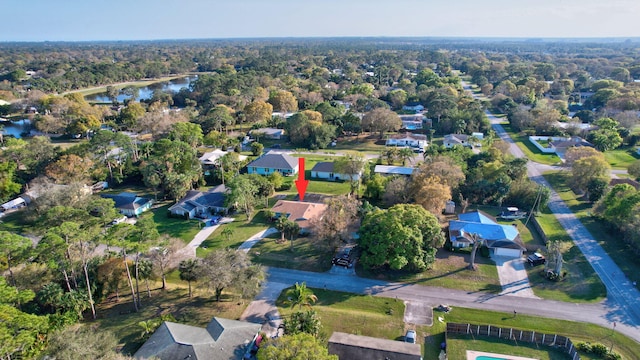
[294,157,309,201]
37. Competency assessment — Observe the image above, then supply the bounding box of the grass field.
[248,234,333,272]
[543,171,640,289]
[500,124,562,165]
[357,249,501,294]
[273,287,639,360]
[603,146,639,169]
[196,210,271,256]
[276,287,407,341]
[447,335,572,360]
[151,204,203,243]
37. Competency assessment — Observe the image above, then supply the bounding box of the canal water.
[1,119,31,139]
[84,75,197,103]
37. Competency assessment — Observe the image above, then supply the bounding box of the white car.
[405,330,416,344]
[112,216,127,225]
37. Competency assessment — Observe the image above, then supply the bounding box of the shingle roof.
[272,200,327,229]
[102,192,152,211]
[134,317,261,360]
[247,152,298,171]
[169,185,228,213]
[328,332,422,360]
[311,162,335,173]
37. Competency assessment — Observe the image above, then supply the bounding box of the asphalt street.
[266,266,640,343]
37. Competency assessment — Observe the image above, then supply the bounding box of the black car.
[527,252,546,266]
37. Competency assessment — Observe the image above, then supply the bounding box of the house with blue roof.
[449,211,525,258]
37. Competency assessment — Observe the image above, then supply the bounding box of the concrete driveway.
[493,256,538,299]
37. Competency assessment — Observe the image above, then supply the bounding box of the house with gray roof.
[328,332,422,360]
[101,192,153,217]
[449,211,525,258]
[311,161,362,181]
[168,184,228,218]
[134,317,262,360]
[246,151,298,176]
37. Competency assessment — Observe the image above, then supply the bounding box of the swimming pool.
[466,350,538,360]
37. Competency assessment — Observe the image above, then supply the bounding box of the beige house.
[271,200,327,233]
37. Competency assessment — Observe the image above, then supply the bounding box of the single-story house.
[399,115,425,130]
[246,152,298,176]
[443,133,483,148]
[374,165,414,177]
[328,332,422,360]
[529,136,593,160]
[385,133,428,149]
[169,184,228,218]
[1,197,26,211]
[310,162,362,181]
[199,149,247,167]
[102,192,153,217]
[449,211,526,258]
[250,127,284,140]
[271,200,327,233]
[134,317,262,360]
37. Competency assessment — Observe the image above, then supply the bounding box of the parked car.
[405,330,416,344]
[527,252,546,266]
[332,247,354,268]
[112,216,127,225]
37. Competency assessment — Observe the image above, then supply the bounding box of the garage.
[493,247,523,258]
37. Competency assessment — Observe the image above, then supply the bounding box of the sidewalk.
[238,227,278,253]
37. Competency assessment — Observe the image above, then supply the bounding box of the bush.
[576,341,621,360]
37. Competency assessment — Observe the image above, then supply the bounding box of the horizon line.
[2,35,640,44]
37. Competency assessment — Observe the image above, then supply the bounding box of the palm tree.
[468,233,484,271]
[221,228,234,243]
[179,259,200,298]
[398,147,415,166]
[284,282,318,309]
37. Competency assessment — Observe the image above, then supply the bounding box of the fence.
[446,323,581,360]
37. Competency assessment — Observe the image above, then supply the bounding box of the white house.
[199,149,247,166]
[311,162,362,181]
[385,133,428,149]
[1,197,26,211]
[374,165,414,177]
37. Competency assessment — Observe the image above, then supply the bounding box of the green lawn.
[196,210,271,256]
[443,307,639,360]
[447,335,572,360]
[248,234,333,272]
[276,287,406,341]
[544,171,640,290]
[357,250,502,294]
[274,288,639,360]
[0,210,33,234]
[95,283,248,355]
[500,124,562,165]
[151,204,203,243]
[603,146,639,169]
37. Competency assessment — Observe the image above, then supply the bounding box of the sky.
[2,0,640,42]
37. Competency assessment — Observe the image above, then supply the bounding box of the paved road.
[265,267,640,343]
[487,110,640,325]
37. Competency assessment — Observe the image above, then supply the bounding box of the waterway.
[84,75,197,103]
[0,119,31,139]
